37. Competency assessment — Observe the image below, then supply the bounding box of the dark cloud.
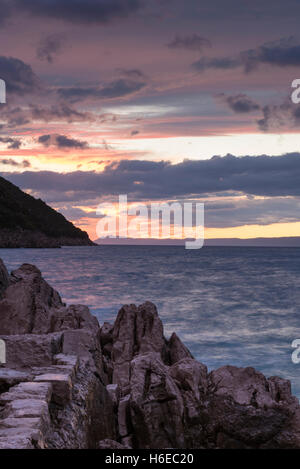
[2,0,300,27]
[5,153,300,202]
[38,134,51,145]
[0,136,22,149]
[38,134,88,149]
[218,93,260,113]
[0,158,30,168]
[257,101,300,131]
[30,104,98,123]
[116,68,147,79]
[24,195,300,229]
[0,56,40,95]
[192,56,240,72]
[204,197,300,228]
[241,37,300,72]
[58,206,98,221]
[14,0,142,24]
[193,37,300,73]
[36,33,66,63]
[1,103,100,128]
[216,92,300,131]
[58,78,147,103]
[167,34,211,52]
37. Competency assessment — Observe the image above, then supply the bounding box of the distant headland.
[95,237,300,247]
[0,175,95,248]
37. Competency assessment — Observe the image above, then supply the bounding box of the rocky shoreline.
[0,258,300,449]
[0,229,96,248]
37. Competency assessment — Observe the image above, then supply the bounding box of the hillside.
[0,175,94,248]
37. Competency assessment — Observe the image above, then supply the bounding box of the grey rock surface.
[0,258,300,449]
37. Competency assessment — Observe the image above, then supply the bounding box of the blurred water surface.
[1,245,300,397]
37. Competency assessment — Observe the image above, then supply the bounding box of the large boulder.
[0,264,63,335]
[129,352,185,448]
[167,332,194,365]
[201,366,300,448]
[106,302,300,449]
[112,302,166,389]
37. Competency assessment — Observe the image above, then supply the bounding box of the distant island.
[96,237,300,247]
[0,176,94,248]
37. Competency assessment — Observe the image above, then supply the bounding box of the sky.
[1,0,300,240]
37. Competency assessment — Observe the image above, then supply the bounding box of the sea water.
[1,245,300,397]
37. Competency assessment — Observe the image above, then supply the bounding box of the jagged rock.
[118,395,131,438]
[0,264,63,335]
[106,384,119,408]
[51,305,99,333]
[0,369,32,393]
[34,373,72,406]
[0,259,9,299]
[54,354,79,371]
[0,429,45,449]
[202,366,300,448]
[62,329,106,382]
[4,398,50,420]
[107,302,300,449]
[112,302,166,388]
[129,352,185,449]
[111,304,138,389]
[0,382,52,405]
[135,302,165,355]
[98,439,127,449]
[47,364,116,449]
[1,258,300,450]
[167,332,194,365]
[100,322,114,346]
[0,259,117,449]
[169,357,208,440]
[0,334,63,369]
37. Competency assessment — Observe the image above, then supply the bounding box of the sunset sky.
[1,0,300,240]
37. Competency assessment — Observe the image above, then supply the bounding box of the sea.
[1,245,300,398]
